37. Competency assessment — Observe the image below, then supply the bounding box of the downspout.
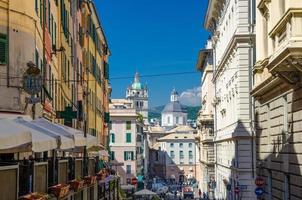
[248,0,256,179]
[6,0,9,87]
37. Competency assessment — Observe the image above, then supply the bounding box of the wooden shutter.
[0,34,7,64]
[131,152,134,160]
[124,152,127,161]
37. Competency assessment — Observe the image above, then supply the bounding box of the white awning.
[86,134,98,148]
[0,119,32,153]
[30,118,75,150]
[51,121,86,147]
[14,118,58,152]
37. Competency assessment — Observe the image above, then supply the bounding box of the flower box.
[49,183,70,198]
[83,176,97,185]
[69,179,85,192]
[19,192,48,200]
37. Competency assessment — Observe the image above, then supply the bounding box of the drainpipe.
[248,0,256,180]
[6,0,10,87]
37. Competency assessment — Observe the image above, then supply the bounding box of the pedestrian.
[198,189,202,200]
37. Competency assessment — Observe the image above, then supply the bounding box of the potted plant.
[48,183,70,198]
[19,192,49,200]
[83,175,97,185]
[69,177,85,192]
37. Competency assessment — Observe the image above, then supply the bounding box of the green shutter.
[0,34,7,64]
[131,152,134,160]
[126,133,131,143]
[111,133,115,143]
[35,0,38,14]
[124,152,127,161]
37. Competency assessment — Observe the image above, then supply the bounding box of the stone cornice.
[269,8,302,37]
[213,33,255,82]
[253,57,270,73]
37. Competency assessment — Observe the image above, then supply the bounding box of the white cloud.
[179,87,201,106]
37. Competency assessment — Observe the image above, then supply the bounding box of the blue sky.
[95,0,209,107]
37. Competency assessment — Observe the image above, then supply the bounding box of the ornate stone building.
[205,0,256,199]
[126,72,148,124]
[196,41,215,196]
[252,0,302,199]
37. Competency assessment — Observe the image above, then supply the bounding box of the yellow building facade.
[0,0,110,147]
[252,0,302,199]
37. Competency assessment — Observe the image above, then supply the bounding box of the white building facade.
[196,40,215,197]
[159,133,198,183]
[161,89,187,128]
[109,99,144,186]
[205,0,256,199]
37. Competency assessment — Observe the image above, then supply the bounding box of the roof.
[167,125,196,134]
[162,101,186,113]
[149,125,165,133]
[158,133,195,141]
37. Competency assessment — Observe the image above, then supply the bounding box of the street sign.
[255,177,265,187]
[23,66,42,95]
[235,187,240,194]
[131,177,138,185]
[255,187,264,196]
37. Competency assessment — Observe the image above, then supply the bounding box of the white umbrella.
[0,119,32,153]
[134,189,157,196]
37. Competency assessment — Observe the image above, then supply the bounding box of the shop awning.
[0,118,32,153]
[29,118,75,150]
[14,118,58,152]
[34,118,98,148]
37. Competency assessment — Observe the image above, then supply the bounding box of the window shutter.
[0,34,7,64]
[131,152,134,160]
[124,152,126,161]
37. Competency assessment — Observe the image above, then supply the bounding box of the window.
[170,151,175,159]
[170,143,174,148]
[126,121,131,130]
[126,165,131,174]
[0,34,7,64]
[176,116,179,124]
[179,151,184,159]
[189,151,193,159]
[124,151,134,161]
[189,143,193,148]
[179,143,183,148]
[110,151,115,160]
[167,116,170,124]
[126,133,132,143]
[110,133,115,143]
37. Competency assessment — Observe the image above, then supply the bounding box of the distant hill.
[148,105,200,121]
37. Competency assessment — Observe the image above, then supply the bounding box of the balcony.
[267,8,302,79]
[200,129,214,142]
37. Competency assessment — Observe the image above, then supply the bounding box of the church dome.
[132,82,142,90]
[130,72,143,90]
[162,101,186,113]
